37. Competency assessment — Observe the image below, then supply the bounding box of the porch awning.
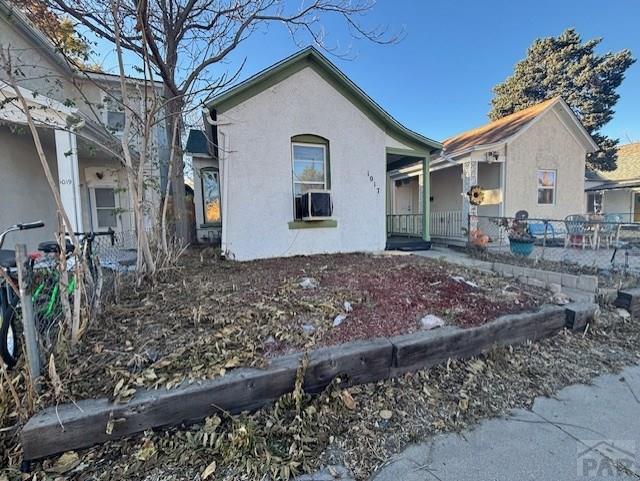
[0,80,75,129]
[1,80,123,157]
[585,180,640,192]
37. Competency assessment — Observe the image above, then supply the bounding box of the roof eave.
[0,0,73,75]
[206,47,441,152]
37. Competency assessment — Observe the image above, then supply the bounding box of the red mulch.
[320,262,537,346]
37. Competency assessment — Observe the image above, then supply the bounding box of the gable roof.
[185,129,210,156]
[206,47,442,153]
[596,143,640,182]
[442,97,598,156]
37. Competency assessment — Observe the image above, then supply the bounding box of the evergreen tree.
[490,29,635,171]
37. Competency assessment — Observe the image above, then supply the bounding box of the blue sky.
[97,0,640,143]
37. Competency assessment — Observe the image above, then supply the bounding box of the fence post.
[15,244,41,391]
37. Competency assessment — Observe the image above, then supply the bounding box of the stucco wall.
[0,13,75,105]
[505,110,586,219]
[603,189,633,218]
[218,66,390,260]
[430,166,462,213]
[0,126,59,250]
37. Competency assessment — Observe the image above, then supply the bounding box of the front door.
[394,178,417,214]
[634,193,640,222]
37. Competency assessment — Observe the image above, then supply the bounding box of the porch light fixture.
[485,151,500,163]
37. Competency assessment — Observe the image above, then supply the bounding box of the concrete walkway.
[370,364,640,481]
[412,246,494,271]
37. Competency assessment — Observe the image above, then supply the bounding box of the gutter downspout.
[204,109,230,257]
[500,144,507,217]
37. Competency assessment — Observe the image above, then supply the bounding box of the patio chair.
[564,214,594,249]
[528,221,555,241]
[598,213,622,249]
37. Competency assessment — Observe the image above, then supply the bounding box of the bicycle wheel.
[0,300,20,368]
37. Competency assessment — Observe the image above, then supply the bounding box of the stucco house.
[188,47,442,261]
[387,97,598,243]
[585,143,640,222]
[0,0,165,251]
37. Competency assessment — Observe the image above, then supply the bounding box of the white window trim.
[291,142,327,187]
[537,169,557,206]
[89,185,122,232]
[291,142,328,217]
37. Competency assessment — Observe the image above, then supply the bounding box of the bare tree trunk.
[165,92,190,246]
[161,119,180,254]
[111,0,156,277]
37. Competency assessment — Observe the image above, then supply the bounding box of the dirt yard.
[51,250,546,403]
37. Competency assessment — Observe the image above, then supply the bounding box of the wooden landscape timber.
[21,303,597,461]
[614,288,640,319]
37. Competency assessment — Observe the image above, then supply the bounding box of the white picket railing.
[430,210,465,239]
[386,214,423,237]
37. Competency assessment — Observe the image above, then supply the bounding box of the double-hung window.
[292,142,327,218]
[537,169,556,205]
[90,187,119,230]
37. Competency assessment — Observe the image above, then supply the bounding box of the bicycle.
[0,224,115,367]
[0,221,45,368]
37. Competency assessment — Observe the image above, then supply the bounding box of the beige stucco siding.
[0,14,76,105]
[218,66,391,260]
[430,166,462,213]
[603,189,634,218]
[505,111,586,219]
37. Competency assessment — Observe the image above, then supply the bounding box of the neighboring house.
[0,0,165,250]
[389,97,597,243]
[585,143,640,222]
[190,47,441,261]
[185,129,219,244]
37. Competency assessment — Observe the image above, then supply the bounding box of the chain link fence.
[466,214,640,276]
[24,230,137,355]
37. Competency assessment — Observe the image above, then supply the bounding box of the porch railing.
[430,210,465,239]
[387,214,423,237]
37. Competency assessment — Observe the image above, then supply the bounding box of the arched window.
[291,134,330,219]
[201,167,221,224]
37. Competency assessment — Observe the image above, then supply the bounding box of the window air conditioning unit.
[300,190,333,220]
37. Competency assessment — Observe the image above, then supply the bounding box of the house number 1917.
[367,171,381,194]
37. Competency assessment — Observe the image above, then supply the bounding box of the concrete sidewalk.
[370,364,640,481]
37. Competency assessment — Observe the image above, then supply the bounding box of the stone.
[379,409,393,420]
[577,275,599,293]
[343,301,353,313]
[302,324,316,334]
[300,277,319,289]
[532,269,548,283]
[616,308,631,320]
[526,278,546,289]
[561,273,578,289]
[552,292,571,305]
[547,271,562,286]
[419,314,445,330]
[549,283,563,294]
[333,314,347,327]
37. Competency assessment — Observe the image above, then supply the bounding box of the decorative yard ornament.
[467,185,485,206]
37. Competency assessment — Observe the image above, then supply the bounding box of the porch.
[385,148,431,250]
[0,81,139,254]
[386,151,504,246]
